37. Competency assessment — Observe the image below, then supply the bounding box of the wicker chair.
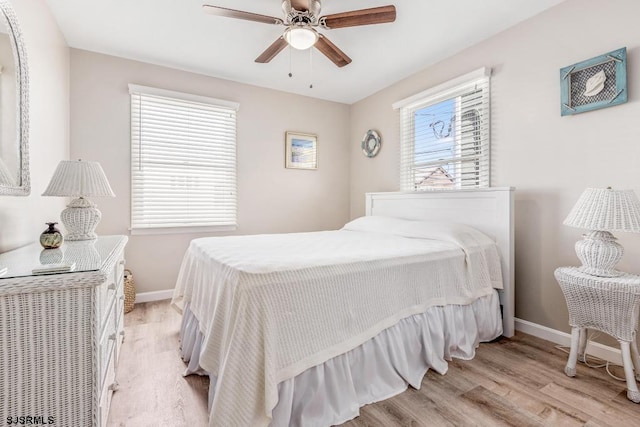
[555,267,640,403]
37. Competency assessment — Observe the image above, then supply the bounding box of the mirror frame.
[0,0,29,196]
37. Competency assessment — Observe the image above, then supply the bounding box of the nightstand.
[555,267,640,403]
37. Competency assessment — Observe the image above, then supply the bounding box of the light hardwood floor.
[108,301,640,426]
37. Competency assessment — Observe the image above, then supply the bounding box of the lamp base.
[575,230,624,277]
[60,197,102,241]
[576,266,623,278]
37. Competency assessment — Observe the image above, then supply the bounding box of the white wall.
[69,49,351,293]
[349,0,640,337]
[0,0,69,252]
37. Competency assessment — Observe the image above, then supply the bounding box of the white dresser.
[0,235,128,426]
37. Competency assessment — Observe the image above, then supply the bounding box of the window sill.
[129,225,237,236]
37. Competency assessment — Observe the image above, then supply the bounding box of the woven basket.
[124,269,136,313]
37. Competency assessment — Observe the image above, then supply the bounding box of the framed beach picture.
[285,132,317,170]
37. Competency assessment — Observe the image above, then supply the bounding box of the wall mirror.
[0,0,29,196]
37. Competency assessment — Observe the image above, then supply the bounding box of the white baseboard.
[514,318,622,365]
[135,289,174,304]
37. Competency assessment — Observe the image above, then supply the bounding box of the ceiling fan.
[203,0,396,67]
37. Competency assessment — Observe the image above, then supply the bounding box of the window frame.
[128,84,240,235]
[394,67,491,191]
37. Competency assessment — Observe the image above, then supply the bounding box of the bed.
[171,188,514,427]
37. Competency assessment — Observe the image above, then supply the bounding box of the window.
[394,68,491,191]
[129,85,239,233]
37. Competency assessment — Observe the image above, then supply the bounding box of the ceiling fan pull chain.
[309,48,313,89]
[288,43,293,77]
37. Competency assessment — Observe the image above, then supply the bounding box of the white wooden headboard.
[366,187,515,337]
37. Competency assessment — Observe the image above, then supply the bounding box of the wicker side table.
[555,267,640,403]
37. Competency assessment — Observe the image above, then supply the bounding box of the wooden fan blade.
[315,34,352,67]
[321,5,396,29]
[255,37,288,63]
[202,5,283,25]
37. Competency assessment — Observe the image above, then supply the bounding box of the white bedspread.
[172,223,503,427]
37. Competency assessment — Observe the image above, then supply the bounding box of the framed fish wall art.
[560,47,627,116]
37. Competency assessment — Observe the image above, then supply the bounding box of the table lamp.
[563,187,640,277]
[42,159,115,241]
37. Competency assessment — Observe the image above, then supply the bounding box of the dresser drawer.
[99,348,117,427]
[96,270,118,333]
[96,254,124,332]
[114,256,125,290]
[114,292,125,363]
[99,298,117,389]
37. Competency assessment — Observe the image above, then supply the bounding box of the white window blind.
[395,68,491,191]
[129,84,239,232]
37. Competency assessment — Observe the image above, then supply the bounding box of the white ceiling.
[46,0,564,104]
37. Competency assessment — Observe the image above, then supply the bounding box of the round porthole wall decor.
[361,129,381,158]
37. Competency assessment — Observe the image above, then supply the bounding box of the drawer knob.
[109,381,119,391]
[108,333,116,341]
[119,330,125,337]
[108,283,116,290]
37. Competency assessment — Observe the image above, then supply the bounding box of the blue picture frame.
[560,47,627,116]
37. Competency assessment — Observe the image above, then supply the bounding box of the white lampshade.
[42,160,115,198]
[563,188,640,232]
[284,27,318,50]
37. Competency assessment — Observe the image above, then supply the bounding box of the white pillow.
[342,216,495,247]
[341,216,412,235]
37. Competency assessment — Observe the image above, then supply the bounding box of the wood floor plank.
[402,373,513,426]
[363,399,431,427]
[460,385,547,426]
[109,301,640,426]
[382,388,459,427]
[473,341,624,405]
[500,336,625,399]
[540,382,640,426]
[393,388,456,427]
[496,338,640,423]
[446,358,509,395]
[450,358,590,426]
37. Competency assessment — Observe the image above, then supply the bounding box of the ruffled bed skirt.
[179,291,503,427]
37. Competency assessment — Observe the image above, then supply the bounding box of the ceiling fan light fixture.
[284,27,318,50]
